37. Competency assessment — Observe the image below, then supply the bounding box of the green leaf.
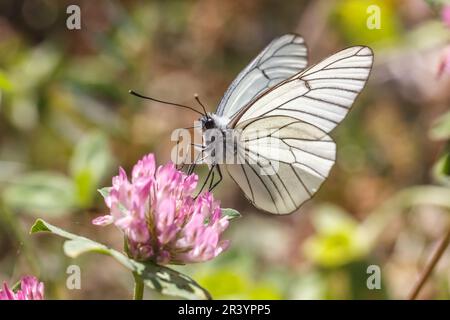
[98,187,111,199]
[64,239,110,257]
[432,151,450,187]
[70,131,113,207]
[0,70,13,92]
[221,208,241,221]
[136,262,211,300]
[11,280,22,292]
[30,219,211,300]
[2,172,76,217]
[73,169,95,207]
[430,111,450,141]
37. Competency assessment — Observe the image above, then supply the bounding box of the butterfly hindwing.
[226,116,335,214]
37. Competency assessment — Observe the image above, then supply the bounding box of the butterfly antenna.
[129,90,204,116]
[194,93,208,115]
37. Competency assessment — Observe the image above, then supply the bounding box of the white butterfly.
[190,34,374,214]
[133,33,373,215]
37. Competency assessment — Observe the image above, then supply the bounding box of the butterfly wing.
[217,34,308,119]
[233,46,373,133]
[225,46,373,214]
[226,116,335,214]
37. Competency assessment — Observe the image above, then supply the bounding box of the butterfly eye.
[204,118,215,130]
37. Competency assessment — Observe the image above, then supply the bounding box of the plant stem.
[133,272,144,300]
[408,228,450,300]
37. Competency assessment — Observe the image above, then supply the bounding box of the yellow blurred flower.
[195,268,283,300]
[333,0,401,46]
[303,205,369,268]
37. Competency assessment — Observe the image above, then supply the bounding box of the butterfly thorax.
[200,113,238,164]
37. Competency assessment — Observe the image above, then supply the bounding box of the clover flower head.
[93,154,229,264]
[0,276,44,300]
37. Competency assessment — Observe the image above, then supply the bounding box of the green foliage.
[1,131,113,217]
[2,172,76,217]
[221,208,242,221]
[433,151,450,187]
[97,187,112,199]
[430,110,450,186]
[196,268,282,300]
[0,70,13,92]
[30,219,211,300]
[69,131,113,207]
[430,110,450,141]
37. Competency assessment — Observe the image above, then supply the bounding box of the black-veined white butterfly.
[131,33,373,215]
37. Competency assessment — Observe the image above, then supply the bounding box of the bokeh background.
[0,0,449,299]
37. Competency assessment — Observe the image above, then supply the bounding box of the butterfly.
[131,33,373,215]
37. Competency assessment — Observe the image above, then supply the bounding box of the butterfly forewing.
[233,46,373,133]
[217,34,308,119]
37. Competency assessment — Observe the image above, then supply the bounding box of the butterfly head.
[200,113,230,131]
[200,114,216,130]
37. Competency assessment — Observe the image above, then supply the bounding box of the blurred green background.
[0,0,449,299]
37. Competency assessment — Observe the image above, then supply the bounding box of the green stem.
[133,272,144,300]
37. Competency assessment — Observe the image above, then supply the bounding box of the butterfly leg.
[208,165,222,192]
[187,162,197,176]
[195,163,216,198]
[208,169,215,190]
[186,142,206,175]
